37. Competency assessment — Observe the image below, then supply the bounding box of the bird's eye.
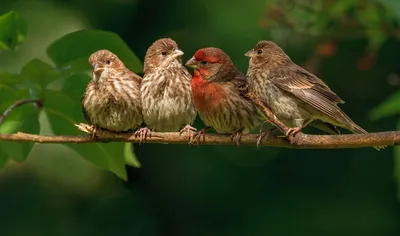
[106,60,111,65]
[257,50,263,54]
[201,61,208,65]
[161,51,167,55]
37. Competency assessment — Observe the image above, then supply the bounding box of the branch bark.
[0,123,397,149]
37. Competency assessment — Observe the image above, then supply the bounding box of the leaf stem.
[0,98,43,125]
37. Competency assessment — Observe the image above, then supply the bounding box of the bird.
[245,40,385,150]
[81,49,143,137]
[139,38,197,141]
[186,47,264,145]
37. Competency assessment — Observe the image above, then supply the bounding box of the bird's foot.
[189,127,209,145]
[285,127,302,144]
[179,124,197,140]
[134,127,152,144]
[230,130,243,146]
[257,127,278,148]
[90,125,100,138]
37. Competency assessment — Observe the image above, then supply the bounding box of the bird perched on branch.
[186,47,264,145]
[139,38,197,142]
[245,40,385,150]
[81,49,143,136]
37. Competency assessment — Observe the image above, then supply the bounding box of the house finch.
[139,38,197,140]
[82,49,143,136]
[185,47,264,145]
[245,40,384,150]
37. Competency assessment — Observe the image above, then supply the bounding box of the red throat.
[191,70,225,112]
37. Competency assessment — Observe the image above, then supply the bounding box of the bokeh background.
[1,0,400,235]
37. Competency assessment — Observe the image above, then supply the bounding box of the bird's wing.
[269,65,356,127]
[231,72,250,99]
[271,65,344,103]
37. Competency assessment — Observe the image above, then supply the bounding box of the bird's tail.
[310,121,340,135]
[349,123,386,151]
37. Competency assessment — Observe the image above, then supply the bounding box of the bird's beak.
[245,49,255,57]
[92,63,104,76]
[171,48,184,59]
[185,57,199,69]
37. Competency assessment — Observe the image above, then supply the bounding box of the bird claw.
[285,127,302,144]
[257,125,278,148]
[230,131,243,146]
[189,128,208,145]
[90,125,100,138]
[257,131,270,148]
[134,127,152,144]
[179,124,197,140]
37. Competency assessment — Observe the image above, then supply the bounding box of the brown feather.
[189,48,263,134]
[82,50,143,132]
[268,66,363,133]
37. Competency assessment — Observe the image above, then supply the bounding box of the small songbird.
[139,38,197,140]
[186,47,264,145]
[245,40,384,150]
[82,49,143,136]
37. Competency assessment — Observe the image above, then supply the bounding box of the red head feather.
[194,48,230,64]
[190,48,232,112]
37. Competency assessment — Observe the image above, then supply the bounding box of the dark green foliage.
[0,11,26,50]
[0,1,400,235]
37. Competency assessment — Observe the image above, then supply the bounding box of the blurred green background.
[1,0,400,235]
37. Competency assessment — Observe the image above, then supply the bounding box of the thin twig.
[0,123,396,149]
[248,93,291,135]
[0,99,43,125]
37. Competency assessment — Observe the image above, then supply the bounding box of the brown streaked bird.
[245,40,384,150]
[186,47,264,145]
[82,49,143,136]
[139,38,197,141]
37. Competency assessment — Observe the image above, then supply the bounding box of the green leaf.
[366,29,387,51]
[46,30,143,73]
[369,91,400,121]
[377,0,400,18]
[0,148,9,168]
[61,73,91,101]
[124,143,141,168]
[21,59,60,88]
[43,89,127,180]
[0,84,18,106]
[330,1,355,17]
[0,104,40,162]
[0,72,23,87]
[0,72,24,109]
[0,11,27,50]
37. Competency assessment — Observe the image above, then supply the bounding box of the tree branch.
[0,123,397,149]
[0,98,43,125]
[248,93,291,135]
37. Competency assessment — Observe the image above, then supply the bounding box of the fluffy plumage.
[82,49,143,133]
[245,40,384,149]
[140,38,196,133]
[186,47,263,144]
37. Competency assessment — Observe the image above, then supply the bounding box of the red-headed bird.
[186,47,264,145]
